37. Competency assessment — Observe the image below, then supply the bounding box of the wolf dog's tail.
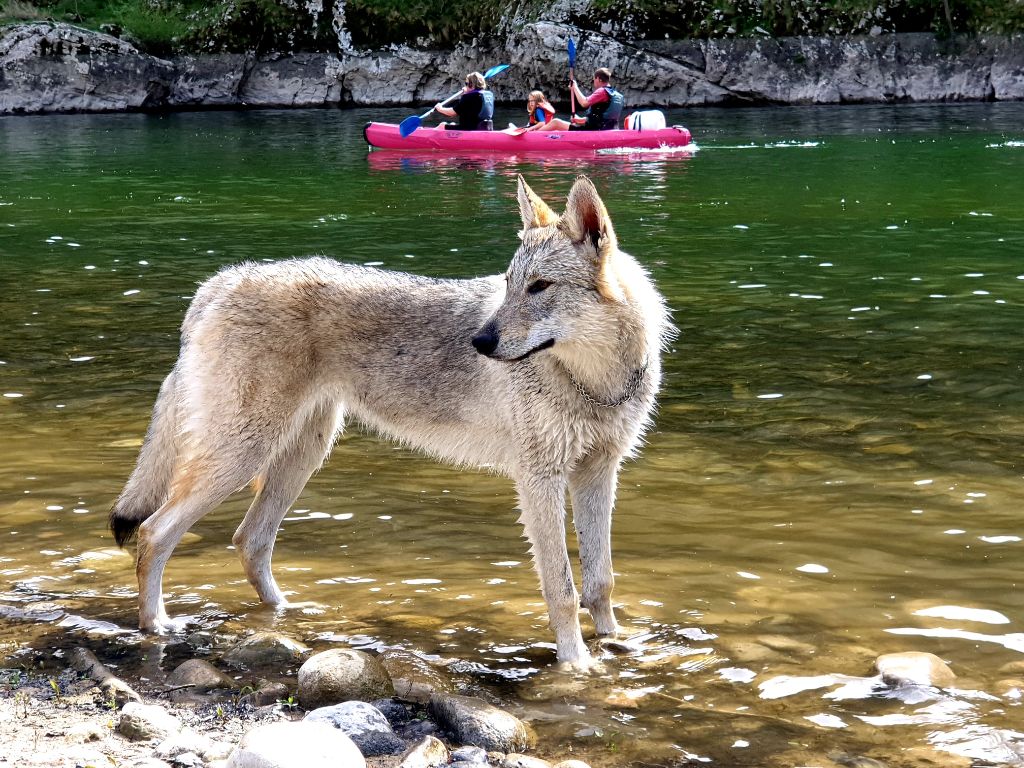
[109,367,181,546]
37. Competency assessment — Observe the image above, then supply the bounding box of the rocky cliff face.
[1,21,1022,114]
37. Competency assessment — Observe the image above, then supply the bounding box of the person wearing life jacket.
[512,89,558,133]
[527,90,556,126]
[536,68,624,132]
[434,71,495,131]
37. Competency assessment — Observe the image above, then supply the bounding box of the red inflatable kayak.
[364,121,693,152]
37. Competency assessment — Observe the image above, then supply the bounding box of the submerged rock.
[874,651,956,688]
[223,631,310,669]
[381,649,454,704]
[429,692,536,753]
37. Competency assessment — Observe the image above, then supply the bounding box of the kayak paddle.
[399,63,510,138]
[568,37,577,119]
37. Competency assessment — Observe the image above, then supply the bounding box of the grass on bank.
[1,0,1022,55]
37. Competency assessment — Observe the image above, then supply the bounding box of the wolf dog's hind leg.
[517,476,591,667]
[233,401,342,606]
[570,451,622,637]
[136,454,259,633]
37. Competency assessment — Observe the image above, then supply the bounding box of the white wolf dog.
[110,175,672,668]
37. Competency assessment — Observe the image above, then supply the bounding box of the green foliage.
[1,0,47,22]
[109,0,195,54]
[344,0,506,47]
[585,0,1024,38]
[3,0,1022,52]
[182,0,337,54]
[276,693,299,710]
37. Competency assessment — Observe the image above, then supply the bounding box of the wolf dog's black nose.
[472,330,499,356]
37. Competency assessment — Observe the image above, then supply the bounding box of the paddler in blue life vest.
[434,71,495,131]
[536,67,624,132]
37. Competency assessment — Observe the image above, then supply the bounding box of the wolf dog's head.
[472,175,659,369]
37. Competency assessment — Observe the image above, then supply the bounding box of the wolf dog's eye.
[527,279,552,294]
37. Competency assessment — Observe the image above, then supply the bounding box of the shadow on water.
[2,103,1024,766]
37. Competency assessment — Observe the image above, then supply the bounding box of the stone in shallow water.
[381,649,453,704]
[429,692,536,753]
[224,631,310,668]
[755,634,816,655]
[874,651,955,688]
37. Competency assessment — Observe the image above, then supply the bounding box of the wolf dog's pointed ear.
[517,175,558,232]
[558,175,618,255]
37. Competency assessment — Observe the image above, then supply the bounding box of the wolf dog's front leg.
[569,451,622,637]
[516,474,591,668]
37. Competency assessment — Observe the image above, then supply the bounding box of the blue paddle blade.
[568,38,576,67]
[485,63,510,79]
[398,115,421,138]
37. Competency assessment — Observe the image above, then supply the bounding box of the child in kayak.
[526,90,556,127]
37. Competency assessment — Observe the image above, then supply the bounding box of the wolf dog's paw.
[593,619,622,638]
[141,614,193,635]
[274,599,326,616]
[555,652,607,676]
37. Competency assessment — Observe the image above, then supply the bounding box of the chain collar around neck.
[568,359,649,409]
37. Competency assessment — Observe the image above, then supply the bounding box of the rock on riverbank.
[1,21,1022,114]
[0,634,588,768]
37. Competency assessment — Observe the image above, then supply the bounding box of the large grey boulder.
[305,700,405,756]
[226,720,365,768]
[703,33,1007,105]
[991,35,1024,100]
[503,22,735,107]
[297,648,394,709]
[0,22,173,113]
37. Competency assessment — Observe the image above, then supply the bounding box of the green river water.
[1,103,1024,766]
